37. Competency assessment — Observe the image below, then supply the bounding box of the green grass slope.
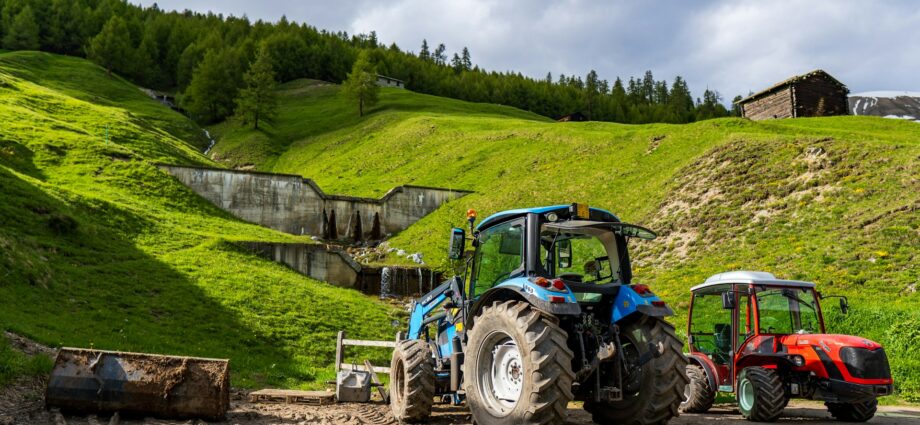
[212,82,920,400]
[0,51,399,388]
[208,78,551,169]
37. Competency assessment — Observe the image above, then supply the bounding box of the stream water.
[203,129,216,155]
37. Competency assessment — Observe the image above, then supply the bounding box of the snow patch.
[850,90,920,98]
[881,114,920,124]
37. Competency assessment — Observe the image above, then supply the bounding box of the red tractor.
[681,271,893,422]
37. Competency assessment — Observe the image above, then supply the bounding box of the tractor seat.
[713,323,732,364]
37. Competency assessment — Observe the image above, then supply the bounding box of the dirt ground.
[4,387,920,425]
[3,332,918,425]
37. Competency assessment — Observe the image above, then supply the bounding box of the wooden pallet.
[248,389,335,405]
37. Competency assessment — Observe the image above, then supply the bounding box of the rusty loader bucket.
[46,348,230,420]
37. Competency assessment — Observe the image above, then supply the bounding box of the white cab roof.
[691,271,815,292]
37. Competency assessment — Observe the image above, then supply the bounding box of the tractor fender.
[611,284,674,323]
[686,353,719,392]
[736,353,797,371]
[468,280,580,326]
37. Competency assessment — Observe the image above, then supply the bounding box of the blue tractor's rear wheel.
[464,300,574,425]
[584,316,688,425]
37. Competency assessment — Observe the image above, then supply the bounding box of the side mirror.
[721,291,736,310]
[557,239,572,269]
[822,294,849,315]
[448,228,465,260]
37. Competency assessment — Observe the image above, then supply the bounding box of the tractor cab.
[392,204,688,425]
[460,203,660,312]
[686,272,826,392]
[682,271,892,422]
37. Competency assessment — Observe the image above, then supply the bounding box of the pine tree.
[419,39,430,61]
[87,16,133,77]
[731,95,743,116]
[584,70,600,119]
[234,47,278,129]
[434,43,446,65]
[2,5,39,51]
[45,0,84,54]
[342,51,379,117]
[450,52,462,72]
[461,47,471,70]
[182,48,242,123]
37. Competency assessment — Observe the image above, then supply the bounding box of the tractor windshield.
[754,286,823,334]
[539,223,623,285]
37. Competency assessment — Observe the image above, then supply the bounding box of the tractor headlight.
[790,355,805,367]
[546,212,558,222]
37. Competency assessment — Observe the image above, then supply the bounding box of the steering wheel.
[692,337,719,354]
[559,273,583,282]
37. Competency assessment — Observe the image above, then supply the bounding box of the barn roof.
[736,69,848,104]
[376,74,405,83]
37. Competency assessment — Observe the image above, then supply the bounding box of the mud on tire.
[463,300,574,425]
[826,399,877,422]
[585,316,688,425]
[680,364,715,413]
[390,339,435,423]
[737,367,785,422]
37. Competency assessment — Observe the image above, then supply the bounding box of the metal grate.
[840,347,891,379]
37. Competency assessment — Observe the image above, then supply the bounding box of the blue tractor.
[389,204,688,425]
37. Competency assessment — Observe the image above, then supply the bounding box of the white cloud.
[680,1,920,98]
[137,0,920,100]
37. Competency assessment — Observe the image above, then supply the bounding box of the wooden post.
[335,331,344,374]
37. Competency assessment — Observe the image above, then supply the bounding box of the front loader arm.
[407,276,464,340]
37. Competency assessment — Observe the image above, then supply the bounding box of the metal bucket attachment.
[46,348,230,420]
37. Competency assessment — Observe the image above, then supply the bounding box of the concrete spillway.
[158,164,470,239]
[159,164,462,295]
[238,242,440,296]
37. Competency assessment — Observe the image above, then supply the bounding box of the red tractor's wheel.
[826,399,877,422]
[737,367,785,422]
[680,364,715,413]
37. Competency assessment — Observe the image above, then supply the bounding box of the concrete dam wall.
[238,242,441,296]
[159,165,470,239]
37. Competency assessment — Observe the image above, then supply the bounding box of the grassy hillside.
[213,82,920,400]
[0,51,399,388]
[207,79,551,169]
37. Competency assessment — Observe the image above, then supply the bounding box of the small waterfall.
[380,267,391,299]
[418,268,424,294]
[203,130,217,155]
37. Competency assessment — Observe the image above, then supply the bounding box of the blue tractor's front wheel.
[390,339,435,423]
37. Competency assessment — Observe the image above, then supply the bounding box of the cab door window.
[689,289,733,366]
[469,220,524,297]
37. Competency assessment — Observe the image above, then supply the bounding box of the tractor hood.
[779,333,883,350]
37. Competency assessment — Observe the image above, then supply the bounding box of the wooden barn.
[736,70,849,120]
[557,112,588,122]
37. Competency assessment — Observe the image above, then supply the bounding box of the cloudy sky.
[137,0,920,99]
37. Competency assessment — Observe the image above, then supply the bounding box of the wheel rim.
[393,357,405,405]
[477,330,523,416]
[739,376,754,412]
